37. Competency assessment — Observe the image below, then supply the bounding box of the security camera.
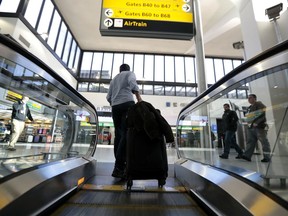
[232,41,244,49]
[265,3,283,20]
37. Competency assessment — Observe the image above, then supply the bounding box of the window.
[55,21,67,57]
[24,0,43,28]
[205,58,215,85]
[233,60,242,69]
[37,0,54,35]
[102,53,114,79]
[144,55,154,81]
[111,54,124,78]
[47,10,61,49]
[155,55,164,82]
[143,85,153,95]
[185,57,195,83]
[134,54,144,80]
[123,54,134,71]
[175,56,185,82]
[223,59,233,75]
[91,53,103,79]
[79,51,243,97]
[165,56,174,82]
[0,0,21,12]
[68,40,77,69]
[78,82,88,92]
[154,85,164,95]
[80,52,93,78]
[62,32,72,64]
[214,59,224,81]
[73,47,81,73]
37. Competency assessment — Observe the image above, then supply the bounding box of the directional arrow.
[182,4,191,12]
[105,9,113,17]
[104,18,113,27]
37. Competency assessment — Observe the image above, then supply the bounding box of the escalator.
[1,33,288,215]
[49,162,208,216]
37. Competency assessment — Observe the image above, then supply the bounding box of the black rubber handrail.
[178,39,288,117]
[0,34,97,114]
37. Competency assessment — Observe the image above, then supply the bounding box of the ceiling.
[53,0,244,58]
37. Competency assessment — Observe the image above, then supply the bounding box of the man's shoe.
[241,155,251,162]
[235,154,242,159]
[6,147,16,151]
[112,167,125,178]
[261,158,270,163]
[219,154,228,159]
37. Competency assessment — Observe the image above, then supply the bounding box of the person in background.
[106,63,142,178]
[7,96,33,151]
[107,126,112,145]
[219,103,243,159]
[241,94,271,162]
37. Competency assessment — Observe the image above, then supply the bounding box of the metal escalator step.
[52,190,205,216]
[66,190,198,207]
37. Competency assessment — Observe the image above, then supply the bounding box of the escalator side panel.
[0,159,96,216]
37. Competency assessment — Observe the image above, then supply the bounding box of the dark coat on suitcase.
[126,101,174,185]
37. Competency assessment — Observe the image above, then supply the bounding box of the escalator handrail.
[178,39,288,118]
[0,34,97,115]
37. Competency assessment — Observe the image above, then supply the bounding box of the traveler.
[7,96,33,151]
[219,103,243,159]
[106,63,142,178]
[241,94,271,162]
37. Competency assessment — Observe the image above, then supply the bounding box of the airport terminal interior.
[0,0,288,215]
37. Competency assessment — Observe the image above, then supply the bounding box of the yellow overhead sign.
[100,0,194,40]
[103,0,193,23]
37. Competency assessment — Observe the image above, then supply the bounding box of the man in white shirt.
[107,64,142,178]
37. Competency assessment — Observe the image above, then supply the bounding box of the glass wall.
[78,51,244,97]
[0,38,98,178]
[176,43,288,200]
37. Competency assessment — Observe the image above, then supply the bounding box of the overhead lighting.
[36,32,49,40]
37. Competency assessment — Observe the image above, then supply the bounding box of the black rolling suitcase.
[125,101,174,191]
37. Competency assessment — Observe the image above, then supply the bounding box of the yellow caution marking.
[83,184,186,192]
[77,177,85,186]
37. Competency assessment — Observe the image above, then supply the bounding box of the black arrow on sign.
[105,9,112,16]
[183,4,190,12]
[105,19,113,26]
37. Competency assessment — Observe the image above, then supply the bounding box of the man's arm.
[27,107,34,121]
[133,91,142,103]
[106,83,112,105]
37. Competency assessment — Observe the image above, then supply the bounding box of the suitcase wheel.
[127,179,133,191]
[158,179,166,188]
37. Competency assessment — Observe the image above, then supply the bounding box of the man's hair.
[120,64,130,72]
[248,94,257,99]
[223,103,230,107]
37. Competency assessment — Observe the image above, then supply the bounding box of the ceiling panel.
[54,0,243,58]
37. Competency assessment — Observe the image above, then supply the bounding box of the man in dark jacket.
[7,96,33,151]
[219,103,243,159]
